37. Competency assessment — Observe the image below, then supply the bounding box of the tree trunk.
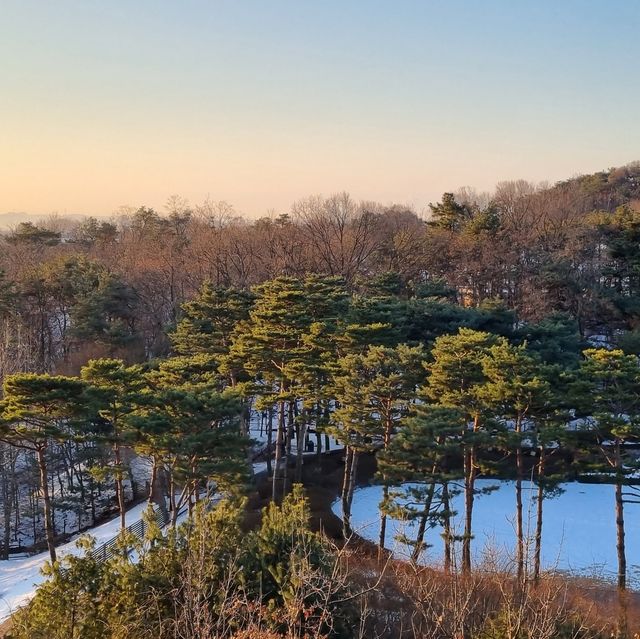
[533,450,545,584]
[282,400,295,495]
[169,468,178,527]
[615,469,626,592]
[295,419,306,483]
[0,446,15,560]
[379,483,389,556]
[240,397,250,437]
[315,402,323,459]
[49,466,56,538]
[272,395,285,501]
[614,439,627,638]
[616,479,628,637]
[378,410,394,552]
[515,436,525,582]
[341,446,360,538]
[346,450,359,536]
[462,443,476,574]
[442,481,452,573]
[411,480,437,564]
[114,442,126,530]
[148,459,157,502]
[266,406,273,476]
[37,447,56,563]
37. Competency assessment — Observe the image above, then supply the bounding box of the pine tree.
[134,362,249,523]
[378,403,464,567]
[0,374,90,562]
[229,277,311,499]
[427,193,472,232]
[481,341,551,581]
[171,281,253,361]
[530,402,568,584]
[424,328,499,573]
[330,344,425,540]
[80,359,144,529]
[577,349,640,598]
[288,275,349,473]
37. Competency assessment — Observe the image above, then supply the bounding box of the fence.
[87,505,170,564]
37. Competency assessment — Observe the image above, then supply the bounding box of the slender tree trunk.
[616,478,628,637]
[295,419,306,483]
[462,443,476,574]
[128,462,138,500]
[378,483,389,556]
[169,468,179,527]
[378,410,394,553]
[149,459,169,524]
[114,442,126,530]
[37,447,56,563]
[266,406,273,476]
[239,397,250,437]
[515,420,525,582]
[148,459,157,502]
[614,439,628,638]
[442,481,452,573]
[411,480,437,563]
[462,415,481,574]
[49,466,56,538]
[2,468,11,560]
[315,402,323,458]
[533,452,545,584]
[282,400,295,495]
[341,446,352,537]
[272,393,285,501]
[30,487,37,547]
[615,458,626,592]
[89,480,96,526]
[345,449,359,539]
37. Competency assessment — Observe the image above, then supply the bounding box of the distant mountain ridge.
[0,212,89,229]
[1,161,639,230]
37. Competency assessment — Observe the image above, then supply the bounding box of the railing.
[87,506,169,565]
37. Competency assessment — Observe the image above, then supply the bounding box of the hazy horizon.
[2,1,639,218]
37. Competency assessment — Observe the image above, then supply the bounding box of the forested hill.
[1,161,640,374]
[2,164,640,639]
[548,161,640,213]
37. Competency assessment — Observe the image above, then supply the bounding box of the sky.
[1,1,639,218]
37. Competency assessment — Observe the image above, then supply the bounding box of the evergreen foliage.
[9,488,354,639]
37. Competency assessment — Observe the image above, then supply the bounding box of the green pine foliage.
[171,282,254,357]
[9,488,354,639]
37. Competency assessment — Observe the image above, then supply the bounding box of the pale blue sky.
[1,1,638,216]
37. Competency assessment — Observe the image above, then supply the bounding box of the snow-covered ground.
[0,417,341,624]
[0,500,155,623]
[334,479,640,586]
[1,449,153,550]
[248,406,344,467]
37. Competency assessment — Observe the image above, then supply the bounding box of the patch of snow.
[0,500,149,623]
[334,479,640,586]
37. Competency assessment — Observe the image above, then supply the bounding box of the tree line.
[4,272,639,638]
[1,162,640,636]
[1,162,640,375]
[0,357,248,563]
[3,272,639,597]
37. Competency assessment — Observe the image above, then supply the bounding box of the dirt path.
[245,450,379,555]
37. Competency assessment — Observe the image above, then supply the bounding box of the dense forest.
[2,163,640,638]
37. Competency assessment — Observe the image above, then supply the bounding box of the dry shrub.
[340,551,619,639]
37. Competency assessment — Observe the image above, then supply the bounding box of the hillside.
[1,163,640,638]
